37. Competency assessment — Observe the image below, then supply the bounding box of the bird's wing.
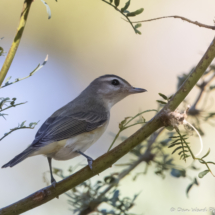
[32,111,108,147]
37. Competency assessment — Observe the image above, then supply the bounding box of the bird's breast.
[52,119,109,160]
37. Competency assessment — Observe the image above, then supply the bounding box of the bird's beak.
[129,87,147,94]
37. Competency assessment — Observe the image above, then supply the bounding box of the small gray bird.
[2,75,146,186]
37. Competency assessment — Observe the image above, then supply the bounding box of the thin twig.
[101,0,136,33]
[0,55,48,89]
[108,109,156,151]
[0,125,36,141]
[129,15,215,30]
[108,129,121,152]
[0,102,27,112]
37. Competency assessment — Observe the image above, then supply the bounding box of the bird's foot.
[76,150,94,170]
[51,178,57,188]
[87,157,94,170]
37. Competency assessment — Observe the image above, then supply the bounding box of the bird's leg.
[47,157,57,187]
[76,150,94,170]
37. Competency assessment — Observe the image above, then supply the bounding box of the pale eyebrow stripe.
[96,75,131,86]
[100,77,121,82]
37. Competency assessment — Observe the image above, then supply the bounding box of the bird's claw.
[51,179,57,188]
[87,157,94,170]
[76,150,94,169]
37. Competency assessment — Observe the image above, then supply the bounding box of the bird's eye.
[111,79,120,86]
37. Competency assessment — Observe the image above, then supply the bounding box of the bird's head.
[86,74,147,109]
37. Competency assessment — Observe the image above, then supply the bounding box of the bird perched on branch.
[2,74,146,186]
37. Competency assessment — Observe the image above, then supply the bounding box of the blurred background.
[0,0,215,214]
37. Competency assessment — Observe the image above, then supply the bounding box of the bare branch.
[0,55,48,89]
[0,102,27,112]
[0,121,39,141]
[129,15,215,30]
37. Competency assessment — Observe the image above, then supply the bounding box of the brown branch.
[130,16,215,30]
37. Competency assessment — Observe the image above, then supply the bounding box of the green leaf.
[4,76,12,84]
[171,139,182,144]
[109,0,113,3]
[119,117,130,129]
[127,8,144,17]
[168,139,181,146]
[114,0,120,7]
[172,146,183,154]
[134,23,142,29]
[30,55,48,76]
[169,135,180,139]
[178,150,188,155]
[186,183,193,197]
[168,95,173,100]
[166,158,173,165]
[198,170,209,178]
[193,178,199,185]
[170,135,186,139]
[171,168,186,178]
[180,154,190,160]
[29,122,38,128]
[201,148,210,159]
[158,93,168,100]
[121,0,130,12]
[0,47,3,56]
[40,0,51,19]
[135,29,141,35]
[156,100,167,105]
[0,113,8,120]
[186,178,198,197]
[168,143,178,148]
[20,121,26,127]
[190,165,199,170]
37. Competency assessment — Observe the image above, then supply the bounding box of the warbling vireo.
[2,74,147,186]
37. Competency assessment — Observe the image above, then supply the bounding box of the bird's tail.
[2,147,36,168]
